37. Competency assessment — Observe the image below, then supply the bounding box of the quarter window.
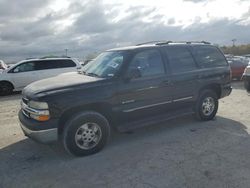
[165,47,197,73]
[193,46,227,67]
[128,49,165,78]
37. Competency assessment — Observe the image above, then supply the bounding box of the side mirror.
[124,68,141,82]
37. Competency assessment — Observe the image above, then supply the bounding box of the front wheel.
[195,90,218,121]
[0,82,13,96]
[62,111,110,157]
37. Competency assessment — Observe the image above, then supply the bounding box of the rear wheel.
[195,90,218,121]
[0,82,13,96]
[62,111,110,156]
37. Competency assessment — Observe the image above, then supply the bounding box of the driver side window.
[13,62,35,73]
[127,49,165,79]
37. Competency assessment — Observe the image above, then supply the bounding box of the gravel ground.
[0,81,249,188]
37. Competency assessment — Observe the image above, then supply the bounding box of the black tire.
[244,80,250,93]
[62,111,110,157]
[194,90,218,121]
[0,82,13,96]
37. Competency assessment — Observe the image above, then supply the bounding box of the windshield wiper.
[86,72,101,78]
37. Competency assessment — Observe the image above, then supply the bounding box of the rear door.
[115,49,173,122]
[38,59,77,79]
[53,59,78,75]
[163,46,199,107]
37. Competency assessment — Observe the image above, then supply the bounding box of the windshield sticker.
[108,61,119,68]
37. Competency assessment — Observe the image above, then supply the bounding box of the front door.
[114,49,173,123]
[8,61,41,90]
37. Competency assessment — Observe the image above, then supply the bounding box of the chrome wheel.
[202,97,215,116]
[75,122,102,150]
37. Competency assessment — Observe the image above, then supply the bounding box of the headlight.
[28,101,48,110]
[22,100,50,121]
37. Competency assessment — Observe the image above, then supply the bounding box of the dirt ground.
[0,81,249,188]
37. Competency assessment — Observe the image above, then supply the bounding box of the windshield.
[82,51,126,78]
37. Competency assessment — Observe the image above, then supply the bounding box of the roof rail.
[156,41,211,45]
[136,41,167,46]
[40,56,71,59]
[155,41,173,45]
[136,40,211,46]
[186,41,211,44]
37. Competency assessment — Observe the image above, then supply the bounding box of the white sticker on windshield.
[108,61,119,68]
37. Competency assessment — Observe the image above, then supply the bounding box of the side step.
[117,108,194,132]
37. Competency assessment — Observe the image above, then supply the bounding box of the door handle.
[162,80,171,86]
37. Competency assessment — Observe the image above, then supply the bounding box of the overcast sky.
[0,0,250,62]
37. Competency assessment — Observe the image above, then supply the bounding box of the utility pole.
[65,49,68,56]
[232,39,237,47]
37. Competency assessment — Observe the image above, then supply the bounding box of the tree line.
[220,44,250,56]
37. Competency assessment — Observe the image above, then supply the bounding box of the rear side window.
[165,47,197,73]
[33,60,76,70]
[57,60,76,68]
[193,46,227,68]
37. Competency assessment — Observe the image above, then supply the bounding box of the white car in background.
[0,58,81,95]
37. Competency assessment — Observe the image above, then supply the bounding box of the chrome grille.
[21,98,30,118]
[22,98,29,105]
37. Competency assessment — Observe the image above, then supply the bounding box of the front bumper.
[20,123,57,144]
[19,111,58,144]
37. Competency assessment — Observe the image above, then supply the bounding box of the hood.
[23,72,105,97]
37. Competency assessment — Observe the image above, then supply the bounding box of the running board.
[117,108,194,132]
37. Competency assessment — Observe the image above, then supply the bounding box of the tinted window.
[128,49,165,78]
[57,60,76,68]
[13,62,35,73]
[165,47,197,73]
[193,46,227,68]
[33,60,76,70]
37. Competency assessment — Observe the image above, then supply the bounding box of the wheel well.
[58,103,114,135]
[199,84,221,98]
[0,81,14,89]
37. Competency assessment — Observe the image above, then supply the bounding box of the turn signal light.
[30,114,50,122]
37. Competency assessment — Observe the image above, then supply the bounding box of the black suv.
[19,41,232,156]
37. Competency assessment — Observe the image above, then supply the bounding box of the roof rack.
[156,41,211,45]
[136,41,167,46]
[136,40,211,46]
[40,56,71,59]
